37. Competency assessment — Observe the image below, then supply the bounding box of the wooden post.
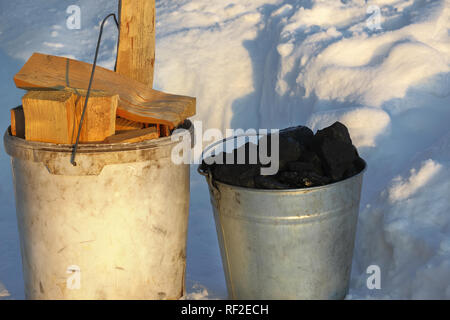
[116,0,172,137]
[116,0,156,88]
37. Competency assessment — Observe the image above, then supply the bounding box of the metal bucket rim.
[4,120,193,155]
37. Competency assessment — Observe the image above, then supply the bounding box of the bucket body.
[4,122,193,300]
[202,164,365,300]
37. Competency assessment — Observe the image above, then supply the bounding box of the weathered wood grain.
[72,92,118,143]
[22,90,117,144]
[116,117,145,133]
[22,91,75,144]
[104,126,159,144]
[14,53,196,127]
[117,0,156,88]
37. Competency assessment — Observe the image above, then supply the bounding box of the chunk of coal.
[258,134,303,170]
[314,122,352,145]
[288,162,317,174]
[278,171,301,186]
[280,125,314,146]
[298,151,324,175]
[255,176,290,190]
[212,163,261,188]
[343,157,366,179]
[238,165,260,188]
[279,136,303,168]
[203,141,262,188]
[278,170,331,188]
[201,121,365,190]
[316,140,358,181]
[353,157,366,172]
[312,122,358,181]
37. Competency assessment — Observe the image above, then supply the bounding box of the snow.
[388,159,442,202]
[1,0,449,299]
[0,283,9,298]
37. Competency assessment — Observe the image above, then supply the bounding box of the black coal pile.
[200,122,365,189]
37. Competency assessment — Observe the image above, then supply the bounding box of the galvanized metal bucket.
[4,121,193,300]
[199,136,366,300]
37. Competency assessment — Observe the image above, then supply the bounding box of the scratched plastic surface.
[4,122,193,300]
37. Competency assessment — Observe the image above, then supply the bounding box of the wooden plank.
[14,53,196,127]
[116,117,145,133]
[117,0,156,88]
[72,92,119,143]
[11,106,25,138]
[22,91,75,144]
[22,90,118,144]
[104,126,159,144]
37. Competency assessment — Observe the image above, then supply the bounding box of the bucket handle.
[197,165,220,196]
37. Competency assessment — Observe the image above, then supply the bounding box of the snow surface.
[0,0,449,299]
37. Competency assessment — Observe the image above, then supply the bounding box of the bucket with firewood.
[199,123,366,300]
[4,1,196,299]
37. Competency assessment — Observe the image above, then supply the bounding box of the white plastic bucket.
[4,122,193,300]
